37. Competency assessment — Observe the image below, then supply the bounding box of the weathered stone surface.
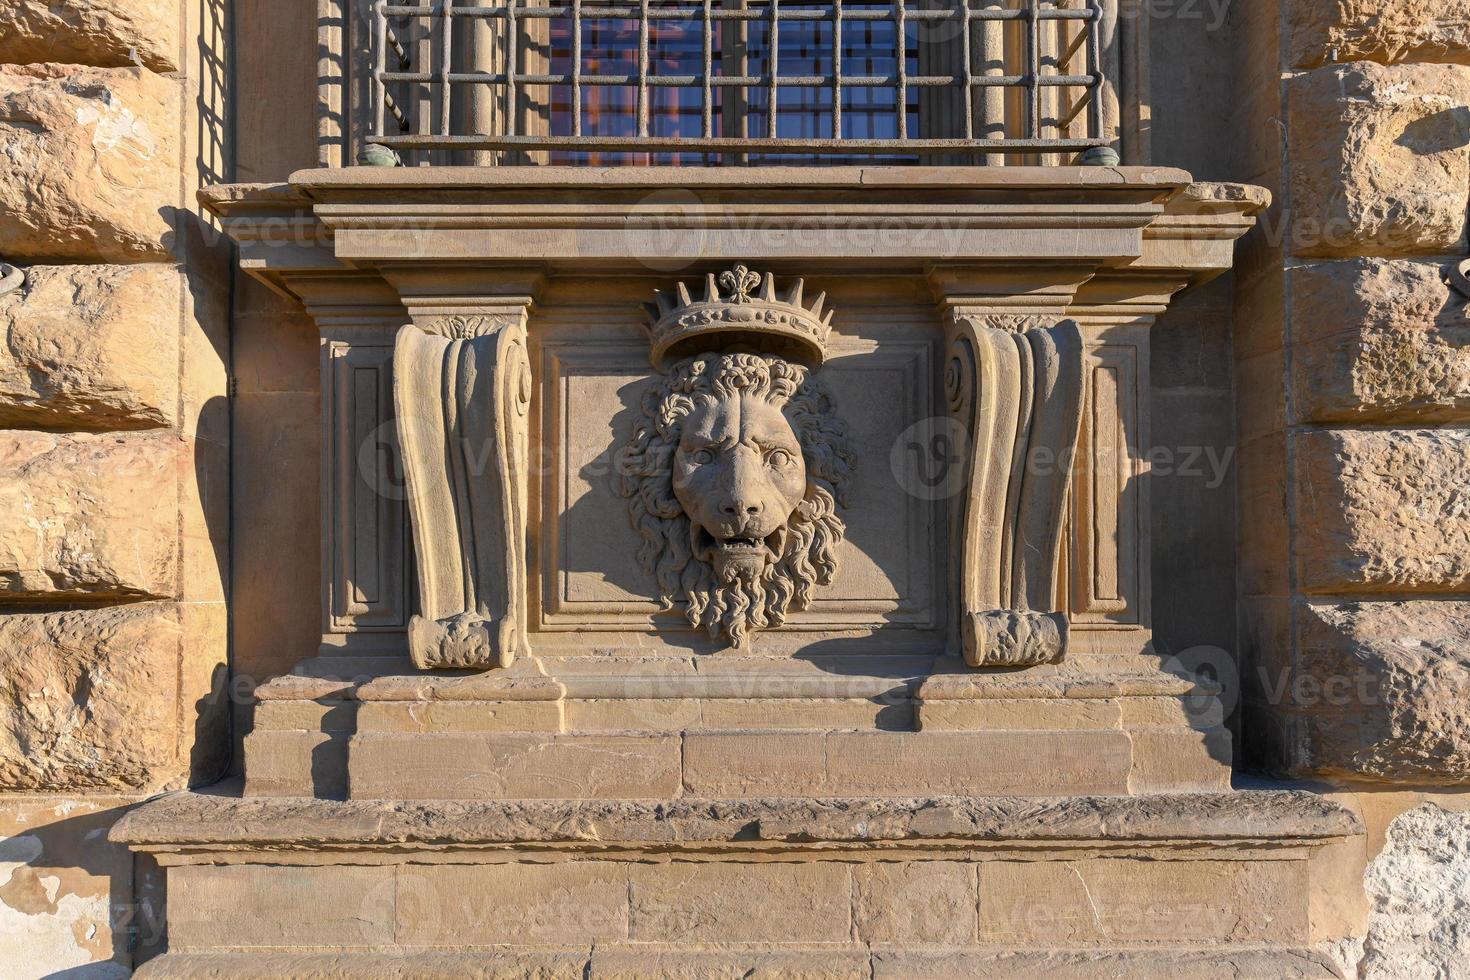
[1295,428,1470,593]
[0,0,181,73]
[0,431,181,602]
[871,948,1342,979]
[398,863,628,945]
[1361,804,1470,977]
[631,862,851,943]
[348,732,683,800]
[0,603,183,791]
[854,861,977,944]
[134,951,593,980]
[1291,0,1470,69]
[111,790,1363,849]
[1291,258,1470,423]
[133,948,1341,980]
[1294,601,1470,783]
[0,65,180,262]
[0,797,137,978]
[977,857,1306,944]
[168,864,395,950]
[0,264,180,430]
[1289,63,1470,258]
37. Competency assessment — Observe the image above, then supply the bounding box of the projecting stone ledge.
[133,947,1345,980]
[114,788,1361,851]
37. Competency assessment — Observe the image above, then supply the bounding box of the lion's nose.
[721,497,762,518]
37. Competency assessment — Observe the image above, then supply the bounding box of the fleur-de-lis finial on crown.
[719,265,762,304]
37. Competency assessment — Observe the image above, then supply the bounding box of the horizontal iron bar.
[379,71,1099,88]
[368,133,1106,154]
[381,5,1097,22]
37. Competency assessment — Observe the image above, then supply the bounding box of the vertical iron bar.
[1086,0,1104,141]
[439,0,454,136]
[702,0,713,139]
[831,0,842,140]
[505,0,518,137]
[960,0,973,141]
[767,0,779,141]
[573,0,583,136]
[374,0,388,138]
[896,0,907,139]
[638,0,650,138]
[1027,0,1041,140]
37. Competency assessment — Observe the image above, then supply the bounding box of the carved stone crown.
[644,265,834,369]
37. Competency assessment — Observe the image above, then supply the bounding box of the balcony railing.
[320,0,1126,166]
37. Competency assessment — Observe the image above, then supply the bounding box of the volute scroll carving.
[947,313,1087,668]
[619,266,853,648]
[394,314,532,671]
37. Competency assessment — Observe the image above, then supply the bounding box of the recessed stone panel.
[536,312,940,643]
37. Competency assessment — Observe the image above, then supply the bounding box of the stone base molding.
[115,789,1359,978]
[129,947,1348,979]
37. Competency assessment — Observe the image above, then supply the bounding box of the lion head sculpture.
[618,352,853,647]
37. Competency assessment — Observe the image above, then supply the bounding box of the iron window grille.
[325,0,1123,166]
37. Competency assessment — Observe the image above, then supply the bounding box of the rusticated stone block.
[0,65,180,262]
[0,264,180,430]
[1291,0,1470,69]
[1293,601,1470,783]
[0,430,181,602]
[1291,259,1470,423]
[1295,429,1470,593]
[0,0,181,73]
[0,602,183,790]
[1289,63,1470,258]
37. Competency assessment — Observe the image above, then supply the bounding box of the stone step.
[244,658,1232,799]
[114,790,1360,979]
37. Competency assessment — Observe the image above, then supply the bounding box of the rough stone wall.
[1361,803,1470,977]
[0,0,230,972]
[1232,0,1470,785]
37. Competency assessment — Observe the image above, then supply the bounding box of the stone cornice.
[198,168,1265,315]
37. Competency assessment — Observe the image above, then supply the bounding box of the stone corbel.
[393,311,533,670]
[946,313,1086,667]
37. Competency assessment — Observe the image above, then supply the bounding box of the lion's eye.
[691,449,714,465]
[768,450,793,467]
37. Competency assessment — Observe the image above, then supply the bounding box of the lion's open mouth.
[691,525,787,566]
